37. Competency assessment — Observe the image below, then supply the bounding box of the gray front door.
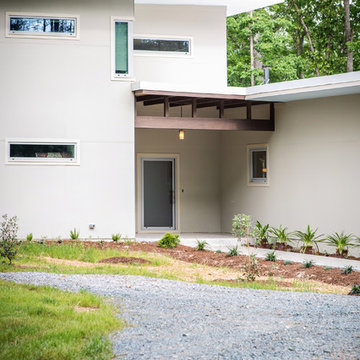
[141,158,176,230]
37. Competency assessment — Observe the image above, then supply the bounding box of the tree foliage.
[227,0,360,86]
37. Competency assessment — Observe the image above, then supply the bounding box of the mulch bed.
[57,240,360,288]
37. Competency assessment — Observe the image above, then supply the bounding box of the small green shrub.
[0,214,19,265]
[294,225,324,254]
[269,225,294,246]
[70,228,80,240]
[227,246,238,257]
[325,232,356,255]
[251,221,269,246]
[215,250,222,254]
[112,233,121,242]
[343,266,353,275]
[324,266,332,270]
[349,284,360,295]
[196,240,208,251]
[26,233,33,242]
[242,255,259,281]
[283,260,292,265]
[304,260,314,268]
[158,233,180,248]
[265,251,276,262]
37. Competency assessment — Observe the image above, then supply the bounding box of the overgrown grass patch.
[0,279,123,360]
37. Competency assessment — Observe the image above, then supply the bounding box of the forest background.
[227,0,360,86]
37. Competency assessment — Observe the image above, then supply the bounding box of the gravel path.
[1,272,359,359]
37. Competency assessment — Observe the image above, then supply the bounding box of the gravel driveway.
[1,272,359,359]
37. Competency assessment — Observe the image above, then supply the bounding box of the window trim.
[5,12,80,40]
[111,17,134,81]
[5,139,80,166]
[133,34,193,58]
[247,144,269,186]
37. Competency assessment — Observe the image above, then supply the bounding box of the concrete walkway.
[136,233,360,271]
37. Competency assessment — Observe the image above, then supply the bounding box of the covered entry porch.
[134,84,275,235]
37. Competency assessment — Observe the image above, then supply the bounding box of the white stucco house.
[1,0,359,240]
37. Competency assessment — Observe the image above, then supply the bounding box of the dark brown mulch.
[98,257,151,265]
[56,240,360,288]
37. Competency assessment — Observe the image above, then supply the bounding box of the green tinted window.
[115,22,129,74]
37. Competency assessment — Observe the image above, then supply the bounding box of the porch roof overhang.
[134,86,275,132]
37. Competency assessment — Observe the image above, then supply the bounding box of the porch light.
[179,129,184,140]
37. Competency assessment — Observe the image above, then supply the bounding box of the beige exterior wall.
[0,0,136,238]
[136,129,222,232]
[220,94,360,240]
[133,4,227,87]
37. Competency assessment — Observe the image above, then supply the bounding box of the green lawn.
[0,280,123,360]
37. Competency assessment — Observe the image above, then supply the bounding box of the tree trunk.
[344,0,353,72]
[292,0,319,77]
[249,11,255,86]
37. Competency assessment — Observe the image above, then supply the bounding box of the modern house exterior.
[1,0,359,241]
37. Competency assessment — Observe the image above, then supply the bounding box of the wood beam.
[164,97,169,117]
[135,116,274,131]
[219,100,224,119]
[192,99,197,118]
[246,102,252,121]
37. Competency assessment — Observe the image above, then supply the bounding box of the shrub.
[325,232,356,256]
[158,233,180,248]
[349,284,360,295]
[324,266,332,270]
[242,255,259,281]
[265,251,276,262]
[343,266,353,275]
[112,233,121,242]
[215,250,222,254]
[284,260,292,265]
[26,233,33,242]
[0,214,19,265]
[227,246,238,257]
[304,260,314,268]
[251,221,269,246]
[70,228,80,240]
[196,240,207,251]
[294,225,324,254]
[269,225,294,246]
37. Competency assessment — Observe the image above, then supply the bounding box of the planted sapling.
[70,228,80,240]
[196,240,208,251]
[343,266,353,275]
[112,233,121,242]
[265,251,276,262]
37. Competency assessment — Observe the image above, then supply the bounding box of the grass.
[0,242,349,295]
[0,279,123,360]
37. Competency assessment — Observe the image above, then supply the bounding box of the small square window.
[248,145,269,185]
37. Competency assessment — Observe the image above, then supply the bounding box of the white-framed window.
[5,12,79,39]
[134,35,192,57]
[5,139,80,165]
[247,144,269,185]
[111,17,134,80]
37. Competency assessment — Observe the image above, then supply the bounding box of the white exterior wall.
[220,94,360,240]
[0,0,136,239]
[136,129,222,233]
[133,4,227,87]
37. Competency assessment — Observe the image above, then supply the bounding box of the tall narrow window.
[6,13,79,39]
[112,19,133,79]
[247,145,269,185]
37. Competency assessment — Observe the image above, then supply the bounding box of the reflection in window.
[134,38,190,54]
[8,142,78,163]
[249,147,268,183]
[8,15,76,36]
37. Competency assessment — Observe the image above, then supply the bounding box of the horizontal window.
[134,38,191,54]
[6,13,79,38]
[112,18,133,79]
[6,140,79,165]
[248,145,269,185]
